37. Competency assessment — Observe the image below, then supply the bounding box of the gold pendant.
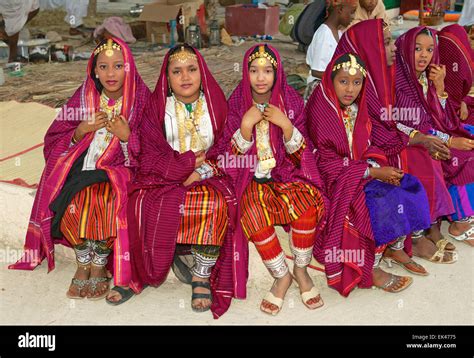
[260,157,276,171]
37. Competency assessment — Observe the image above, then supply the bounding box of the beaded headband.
[248,45,278,68]
[332,54,367,77]
[169,46,198,63]
[94,38,122,57]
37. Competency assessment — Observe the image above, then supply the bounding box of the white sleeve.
[306,27,333,72]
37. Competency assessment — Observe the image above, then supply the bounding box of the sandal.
[88,277,110,301]
[191,281,212,313]
[106,286,135,306]
[383,257,429,276]
[66,278,89,299]
[260,277,294,316]
[373,273,413,293]
[413,247,457,264]
[448,226,474,247]
[300,286,324,310]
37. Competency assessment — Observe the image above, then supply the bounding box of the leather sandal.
[383,257,429,276]
[373,273,413,293]
[191,281,212,313]
[66,278,89,299]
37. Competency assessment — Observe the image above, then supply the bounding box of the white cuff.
[232,129,254,154]
[284,127,304,154]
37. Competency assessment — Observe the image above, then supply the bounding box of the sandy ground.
[0,183,473,325]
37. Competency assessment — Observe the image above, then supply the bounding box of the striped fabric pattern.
[60,182,117,248]
[177,185,228,246]
[240,180,324,239]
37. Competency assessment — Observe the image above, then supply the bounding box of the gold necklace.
[175,93,206,153]
[95,92,122,159]
[253,101,276,171]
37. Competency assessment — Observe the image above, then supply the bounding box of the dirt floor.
[0,10,308,107]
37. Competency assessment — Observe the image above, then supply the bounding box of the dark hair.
[330,53,366,80]
[166,43,198,96]
[419,28,433,37]
[90,38,122,93]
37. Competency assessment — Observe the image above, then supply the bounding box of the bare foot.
[293,266,323,309]
[66,264,90,299]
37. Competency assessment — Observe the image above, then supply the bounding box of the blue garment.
[364,174,431,246]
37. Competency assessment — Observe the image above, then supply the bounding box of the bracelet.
[409,129,419,139]
[437,91,448,99]
[447,136,453,148]
[71,133,78,144]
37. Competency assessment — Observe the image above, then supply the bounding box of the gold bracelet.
[72,133,78,144]
[447,136,453,148]
[438,91,449,99]
[409,129,419,139]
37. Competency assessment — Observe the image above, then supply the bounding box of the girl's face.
[333,67,364,107]
[168,55,201,102]
[95,49,126,97]
[414,33,434,74]
[249,57,275,97]
[384,29,397,66]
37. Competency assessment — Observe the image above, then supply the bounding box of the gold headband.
[94,38,122,57]
[332,54,367,77]
[248,45,278,68]
[169,46,198,63]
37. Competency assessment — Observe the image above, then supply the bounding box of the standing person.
[38,0,90,36]
[307,52,431,296]
[9,38,151,300]
[225,44,328,316]
[124,44,245,317]
[305,0,356,101]
[395,27,474,247]
[0,0,39,63]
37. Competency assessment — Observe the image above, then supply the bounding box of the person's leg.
[5,8,39,62]
[384,236,428,275]
[289,207,323,309]
[190,245,220,312]
[251,225,293,315]
[88,240,111,299]
[67,241,92,299]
